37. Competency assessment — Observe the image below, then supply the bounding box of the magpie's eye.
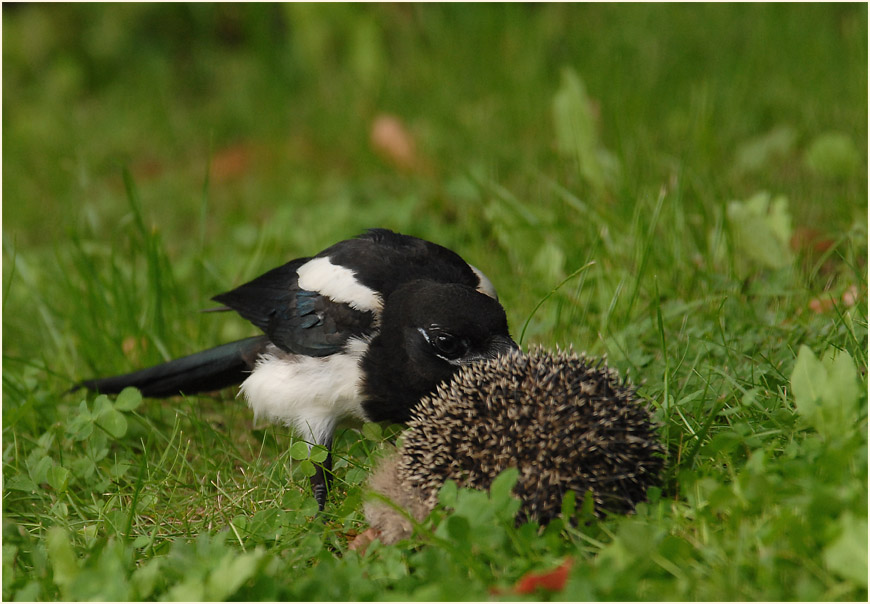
[430,332,468,360]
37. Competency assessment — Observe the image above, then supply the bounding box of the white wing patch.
[239,338,370,447]
[470,264,498,300]
[296,256,383,312]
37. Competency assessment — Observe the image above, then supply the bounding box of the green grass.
[3,4,867,600]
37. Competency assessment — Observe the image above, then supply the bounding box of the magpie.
[76,228,517,509]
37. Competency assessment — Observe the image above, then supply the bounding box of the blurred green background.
[4,3,866,365]
[5,3,865,240]
[2,4,867,601]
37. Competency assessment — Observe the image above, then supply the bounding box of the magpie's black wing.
[212,258,374,357]
[316,229,490,297]
[212,229,494,357]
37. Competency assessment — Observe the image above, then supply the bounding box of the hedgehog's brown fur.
[364,348,664,543]
[362,453,432,545]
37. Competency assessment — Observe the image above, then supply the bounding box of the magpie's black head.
[360,279,517,423]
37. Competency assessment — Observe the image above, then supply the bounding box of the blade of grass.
[518,261,596,346]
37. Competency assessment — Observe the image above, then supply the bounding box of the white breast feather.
[239,338,369,447]
[296,256,383,312]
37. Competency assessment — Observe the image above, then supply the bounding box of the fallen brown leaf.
[842,285,860,307]
[496,558,573,595]
[348,527,382,555]
[370,114,421,172]
[790,226,834,254]
[121,336,149,364]
[809,296,835,314]
[809,285,861,314]
[211,142,254,183]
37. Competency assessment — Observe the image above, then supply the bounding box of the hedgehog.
[359,348,664,546]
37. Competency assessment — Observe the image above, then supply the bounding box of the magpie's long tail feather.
[74,336,270,398]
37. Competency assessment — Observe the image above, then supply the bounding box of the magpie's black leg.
[311,437,334,511]
[311,453,333,511]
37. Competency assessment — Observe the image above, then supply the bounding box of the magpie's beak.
[463,334,519,364]
[491,334,520,355]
